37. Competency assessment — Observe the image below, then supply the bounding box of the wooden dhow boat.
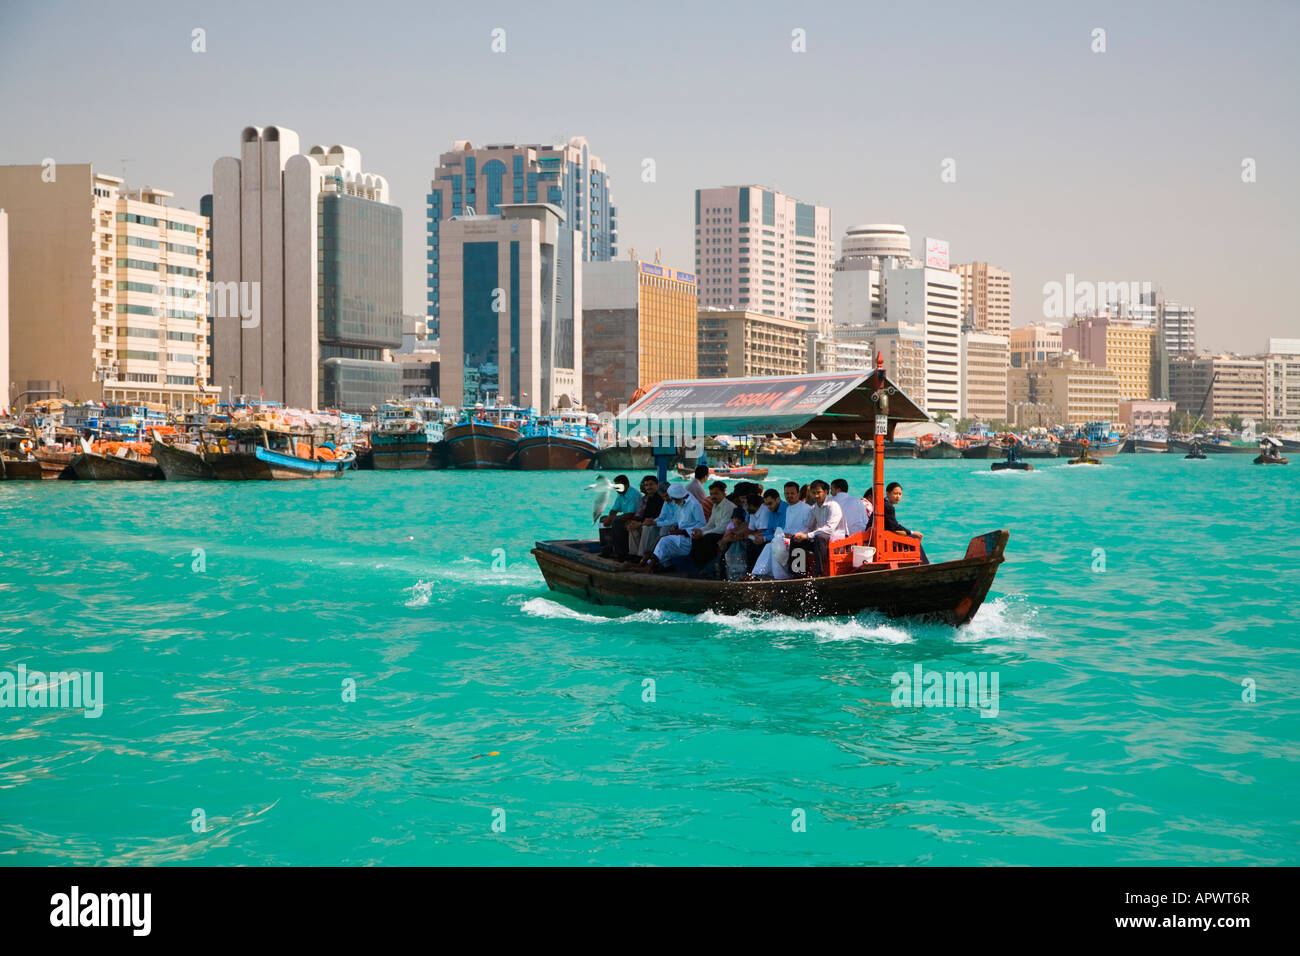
[1254,438,1288,465]
[150,429,214,480]
[0,426,42,480]
[445,404,528,469]
[203,423,354,480]
[70,439,163,480]
[534,359,1010,626]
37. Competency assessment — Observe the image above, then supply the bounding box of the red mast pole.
[872,352,886,553]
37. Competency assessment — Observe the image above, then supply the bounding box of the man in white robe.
[645,483,707,571]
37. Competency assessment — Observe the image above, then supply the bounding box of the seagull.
[585,475,616,523]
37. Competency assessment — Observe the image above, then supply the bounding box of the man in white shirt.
[684,464,714,520]
[644,483,707,572]
[752,482,813,579]
[689,481,737,570]
[789,480,846,576]
[830,478,869,537]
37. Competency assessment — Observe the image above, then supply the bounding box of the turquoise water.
[1,455,1296,866]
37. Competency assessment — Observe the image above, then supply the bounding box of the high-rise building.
[831,223,911,327]
[951,262,1011,334]
[211,127,403,412]
[884,263,962,416]
[870,321,927,406]
[1009,323,1064,368]
[696,309,808,378]
[1062,315,1156,401]
[1158,301,1196,357]
[0,209,8,412]
[439,203,580,410]
[427,139,615,335]
[1264,345,1300,429]
[695,186,834,333]
[1169,355,1267,422]
[1007,352,1120,425]
[0,165,214,408]
[962,330,1010,421]
[582,259,697,414]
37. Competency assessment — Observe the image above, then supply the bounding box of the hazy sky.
[2,0,1296,351]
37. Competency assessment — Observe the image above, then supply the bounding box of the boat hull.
[516,435,597,470]
[918,441,963,460]
[1059,439,1122,458]
[1018,445,1059,458]
[0,457,43,480]
[883,442,917,459]
[207,447,353,480]
[532,530,1008,625]
[961,443,1002,460]
[766,443,872,466]
[71,452,163,480]
[1169,439,1256,455]
[35,450,77,479]
[151,440,214,480]
[1254,455,1288,465]
[445,422,519,469]
[991,461,1033,471]
[371,438,436,470]
[1134,440,1168,453]
[594,445,657,470]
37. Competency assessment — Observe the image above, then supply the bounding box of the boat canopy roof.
[619,369,929,440]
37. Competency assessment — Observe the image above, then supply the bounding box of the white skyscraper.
[695,185,834,335]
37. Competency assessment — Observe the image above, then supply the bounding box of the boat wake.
[518,593,1043,645]
[405,580,435,607]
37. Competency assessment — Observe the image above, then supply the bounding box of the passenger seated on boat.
[642,483,707,573]
[623,476,664,559]
[789,480,848,577]
[689,481,734,570]
[685,465,714,520]
[882,482,930,565]
[598,475,641,558]
[717,505,754,580]
[830,478,869,536]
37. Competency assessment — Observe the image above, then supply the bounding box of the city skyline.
[2,0,1297,353]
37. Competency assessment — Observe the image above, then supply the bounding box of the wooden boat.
[444,406,526,469]
[370,404,441,470]
[70,449,163,480]
[517,415,599,470]
[548,359,1010,625]
[34,449,77,479]
[991,460,1033,471]
[204,424,353,480]
[594,444,657,470]
[1018,441,1059,458]
[765,442,872,466]
[0,428,43,480]
[677,463,770,480]
[917,440,963,460]
[0,456,43,480]
[1169,438,1256,455]
[534,531,1007,624]
[150,433,214,480]
[1067,455,1101,466]
[1254,439,1288,465]
[961,442,1002,460]
[1133,438,1168,454]
[883,440,917,459]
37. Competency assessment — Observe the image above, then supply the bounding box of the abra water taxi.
[533,359,1009,625]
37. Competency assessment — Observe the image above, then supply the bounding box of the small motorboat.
[1254,438,1288,465]
[1067,455,1101,466]
[991,460,1033,471]
[1184,441,1208,460]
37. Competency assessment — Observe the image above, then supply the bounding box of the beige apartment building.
[0,164,214,409]
[952,262,1011,334]
[1007,352,1120,425]
[1062,315,1156,400]
[962,330,1009,421]
[1169,355,1267,422]
[1009,323,1063,368]
[583,259,697,414]
[697,309,808,378]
